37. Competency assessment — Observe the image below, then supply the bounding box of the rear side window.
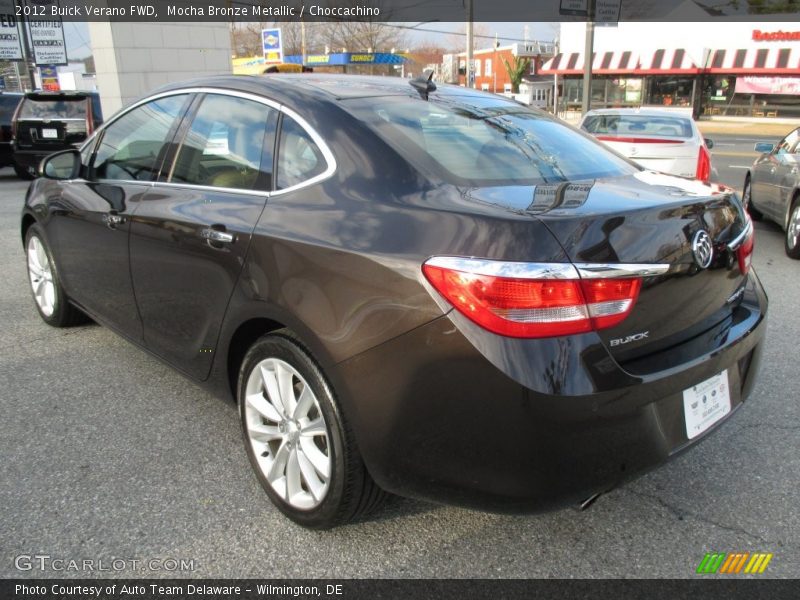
[347,97,636,186]
[19,97,87,120]
[0,95,21,122]
[775,128,799,155]
[582,114,693,139]
[276,116,327,190]
[170,94,278,191]
[92,94,188,182]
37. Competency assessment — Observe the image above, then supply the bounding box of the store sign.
[559,0,588,16]
[307,55,330,65]
[595,0,621,23]
[39,64,59,90]
[350,54,376,63]
[559,0,619,21]
[752,29,800,42]
[735,76,800,96]
[27,13,68,65]
[262,28,283,65]
[0,12,23,60]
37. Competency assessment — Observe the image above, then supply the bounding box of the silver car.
[743,127,800,259]
[579,108,715,183]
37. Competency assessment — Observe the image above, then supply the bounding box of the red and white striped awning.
[705,47,800,75]
[540,51,639,75]
[638,48,701,74]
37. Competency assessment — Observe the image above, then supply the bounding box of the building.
[443,41,555,93]
[541,21,800,119]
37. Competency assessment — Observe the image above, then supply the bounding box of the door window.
[91,94,188,182]
[776,128,799,156]
[275,116,328,190]
[169,94,278,191]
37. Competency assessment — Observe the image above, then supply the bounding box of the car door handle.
[200,227,235,244]
[102,213,126,228]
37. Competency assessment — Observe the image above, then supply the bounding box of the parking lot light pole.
[581,0,595,114]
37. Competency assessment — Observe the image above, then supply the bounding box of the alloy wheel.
[27,236,56,317]
[788,205,800,251]
[243,358,331,510]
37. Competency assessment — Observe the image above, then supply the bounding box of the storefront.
[542,22,800,118]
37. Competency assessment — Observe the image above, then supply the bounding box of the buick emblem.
[692,230,713,269]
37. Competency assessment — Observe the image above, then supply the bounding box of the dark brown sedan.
[21,75,766,528]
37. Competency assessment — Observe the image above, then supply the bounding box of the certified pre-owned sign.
[27,17,67,65]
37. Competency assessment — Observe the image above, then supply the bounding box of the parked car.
[0,92,23,169]
[21,75,765,528]
[579,108,716,183]
[743,126,800,258]
[12,90,103,179]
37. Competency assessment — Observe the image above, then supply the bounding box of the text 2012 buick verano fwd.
[21,75,766,528]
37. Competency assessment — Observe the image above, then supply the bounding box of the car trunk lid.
[467,172,751,361]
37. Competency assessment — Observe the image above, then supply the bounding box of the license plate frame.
[683,370,731,440]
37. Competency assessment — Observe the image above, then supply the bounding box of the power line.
[381,22,554,45]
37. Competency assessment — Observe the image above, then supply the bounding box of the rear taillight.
[696,144,711,184]
[736,227,755,276]
[595,136,685,144]
[422,258,642,338]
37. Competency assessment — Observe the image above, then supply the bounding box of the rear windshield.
[582,114,693,139]
[19,97,87,120]
[345,96,637,186]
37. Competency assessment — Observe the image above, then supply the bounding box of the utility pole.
[581,0,595,114]
[18,15,37,91]
[301,20,306,68]
[466,0,473,88]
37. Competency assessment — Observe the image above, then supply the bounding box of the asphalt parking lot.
[1,161,798,579]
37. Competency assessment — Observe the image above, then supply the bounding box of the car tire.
[25,224,87,327]
[742,175,763,221]
[238,331,387,528]
[785,198,800,260]
[14,163,35,180]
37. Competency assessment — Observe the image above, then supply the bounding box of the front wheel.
[742,176,763,221]
[238,332,387,528]
[25,224,87,326]
[785,200,800,259]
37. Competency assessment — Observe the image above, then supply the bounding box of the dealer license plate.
[683,370,731,439]
[41,128,57,139]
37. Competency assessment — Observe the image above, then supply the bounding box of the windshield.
[19,97,87,120]
[345,96,637,186]
[582,114,693,139]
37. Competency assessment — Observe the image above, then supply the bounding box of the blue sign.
[262,28,283,65]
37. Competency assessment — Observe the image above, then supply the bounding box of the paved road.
[709,132,784,192]
[1,168,798,579]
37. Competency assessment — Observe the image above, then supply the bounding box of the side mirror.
[704,138,714,150]
[754,142,775,154]
[40,149,81,180]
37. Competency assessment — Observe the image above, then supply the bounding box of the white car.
[579,109,715,183]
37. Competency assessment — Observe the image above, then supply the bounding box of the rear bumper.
[330,269,767,512]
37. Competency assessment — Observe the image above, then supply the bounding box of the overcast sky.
[63,21,561,60]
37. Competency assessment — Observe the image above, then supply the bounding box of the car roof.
[148,74,509,106]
